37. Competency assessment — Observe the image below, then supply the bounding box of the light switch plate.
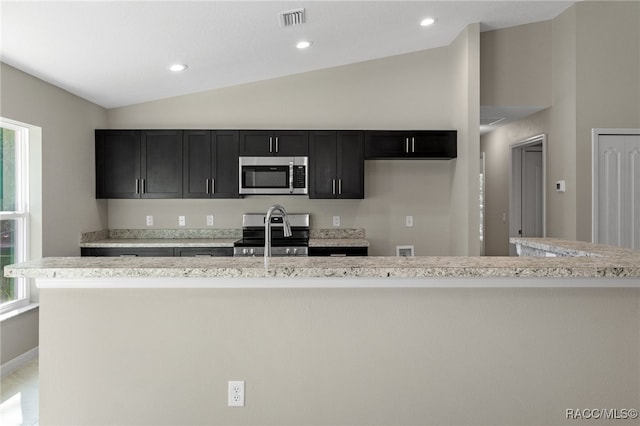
[406,216,413,227]
[178,216,186,227]
[207,215,214,226]
[146,215,153,226]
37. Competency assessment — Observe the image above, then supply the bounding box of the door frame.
[509,134,546,254]
[591,128,640,243]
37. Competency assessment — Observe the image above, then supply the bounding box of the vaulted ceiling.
[1,1,574,109]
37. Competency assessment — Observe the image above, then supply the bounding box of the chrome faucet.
[264,204,292,269]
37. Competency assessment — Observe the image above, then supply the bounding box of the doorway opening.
[509,134,546,255]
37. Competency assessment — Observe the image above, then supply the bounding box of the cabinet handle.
[332,179,336,195]
[141,179,146,194]
[405,137,409,153]
[269,137,273,153]
[205,179,209,194]
[338,179,342,195]
[412,137,415,153]
[211,178,215,194]
[135,179,139,194]
[275,137,279,153]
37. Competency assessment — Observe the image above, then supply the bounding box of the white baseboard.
[0,346,39,379]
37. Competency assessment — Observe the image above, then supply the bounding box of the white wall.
[107,45,475,256]
[480,109,551,255]
[0,62,107,365]
[40,285,640,425]
[449,24,481,256]
[479,2,640,251]
[0,63,108,256]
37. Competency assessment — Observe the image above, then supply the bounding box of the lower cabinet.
[174,247,233,257]
[81,247,233,257]
[308,247,368,256]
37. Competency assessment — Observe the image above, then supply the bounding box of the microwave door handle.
[289,162,294,193]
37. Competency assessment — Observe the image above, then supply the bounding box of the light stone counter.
[80,228,369,249]
[80,238,237,248]
[308,238,369,247]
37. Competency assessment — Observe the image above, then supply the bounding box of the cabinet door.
[183,130,212,198]
[337,131,364,199]
[411,131,457,158]
[309,131,338,199]
[96,130,141,198]
[211,130,240,198]
[141,130,183,198]
[239,130,273,155]
[273,131,309,156]
[364,131,408,158]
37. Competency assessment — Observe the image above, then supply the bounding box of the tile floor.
[0,358,39,426]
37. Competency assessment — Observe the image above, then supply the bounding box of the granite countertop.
[81,238,238,248]
[7,238,640,279]
[81,238,369,248]
[80,228,370,248]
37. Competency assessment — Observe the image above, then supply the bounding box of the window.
[1,121,29,314]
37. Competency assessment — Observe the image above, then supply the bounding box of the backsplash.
[82,228,364,241]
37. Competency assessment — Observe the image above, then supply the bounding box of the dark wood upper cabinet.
[239,130,308,156]
[96,130,141,198]
[364,130,457,159]
[96,130,182,199]
[309,131,364,199]
[141,130,183,198]
[183,130,239,198]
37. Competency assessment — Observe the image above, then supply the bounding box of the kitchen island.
[5,239,640,425]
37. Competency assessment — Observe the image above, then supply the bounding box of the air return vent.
[279,8,305,27]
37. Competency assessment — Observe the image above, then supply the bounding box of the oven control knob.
[249,248,255,256]
[242,248,248,255]
[293,248,298,255]
[286,248,291,255]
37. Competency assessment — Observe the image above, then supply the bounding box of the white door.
[593,131,640,249]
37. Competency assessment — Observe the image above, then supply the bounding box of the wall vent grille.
[279,8,305,27]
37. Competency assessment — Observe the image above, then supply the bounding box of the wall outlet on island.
[333,216,340,227]
[146,215,153,226]
[405,215,413,227]
[228,380,245,407]
[207,215,214,226]
[178,216,186,227]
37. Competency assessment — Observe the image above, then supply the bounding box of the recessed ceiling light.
[169,63,188,72]
[420,17,436,27]
[296,41,312,49]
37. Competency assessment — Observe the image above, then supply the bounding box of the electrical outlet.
[207,215,214,226]
[178,216,186,227]
[333,216,340,227]
[228,380,245,407]
[406,215,413,227]
[146,215,153,226]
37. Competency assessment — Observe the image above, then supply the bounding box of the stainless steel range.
[233,213,310,257]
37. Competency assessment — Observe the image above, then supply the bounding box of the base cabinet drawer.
[175,247,233,257]
[81,247,233,257]
[81,247,175,257]
[309,247,368,256]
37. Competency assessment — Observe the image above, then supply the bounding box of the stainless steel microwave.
[239,156,308,195]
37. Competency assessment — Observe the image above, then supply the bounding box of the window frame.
[1,120,30,315]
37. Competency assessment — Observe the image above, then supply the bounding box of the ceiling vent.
[279,8,305,27]
[480,117,505,126]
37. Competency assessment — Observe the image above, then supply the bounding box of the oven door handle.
[289,161,294,193]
